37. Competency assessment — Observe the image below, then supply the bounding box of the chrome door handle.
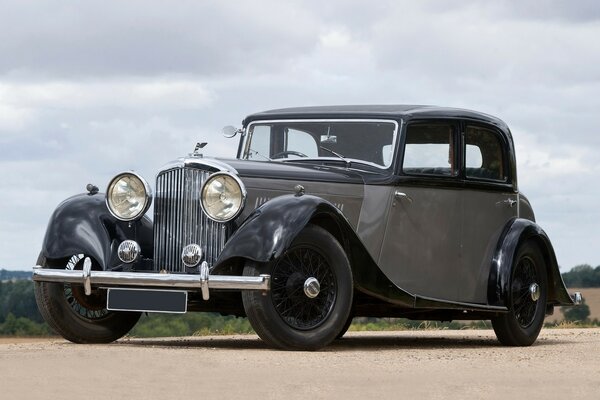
[497,198,517,207]
[394,190,413,203]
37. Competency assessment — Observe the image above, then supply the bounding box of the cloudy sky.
[1,0,599,271]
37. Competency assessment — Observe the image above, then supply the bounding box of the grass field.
[545,287,600,323]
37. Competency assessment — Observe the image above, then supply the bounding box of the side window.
[246,125,271,160]
[382,144,393,166]
[402,123,457,176]
[286,128,318,157]
[465,126,506,181]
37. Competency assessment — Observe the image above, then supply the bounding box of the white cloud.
[320,29,353,48]
[0,0,318,78]
[518,136,595,179]
[0,80,213,110]
[0,103,33,131]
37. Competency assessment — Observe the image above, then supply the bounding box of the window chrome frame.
[242,119,400,170]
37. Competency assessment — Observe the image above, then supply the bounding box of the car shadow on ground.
[330,335,565,351]
[114,331,567,351]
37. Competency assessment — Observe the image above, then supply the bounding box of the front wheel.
[34,254,141,343]
[242,225,353,350]
[492,241,547,346]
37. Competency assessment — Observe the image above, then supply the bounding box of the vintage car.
[33,105,581,350]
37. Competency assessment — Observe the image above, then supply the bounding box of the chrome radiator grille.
[153,167,229,273]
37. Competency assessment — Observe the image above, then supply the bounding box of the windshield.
[241,119,398,169]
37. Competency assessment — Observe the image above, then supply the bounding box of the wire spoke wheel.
[271,246,337,330]
[492,241,547,346]
[511,257,539,328]
[242,224,353,350]
[34,254,140,343]
[64,255,110,320]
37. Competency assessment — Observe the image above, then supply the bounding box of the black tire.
[492,241,547,346]
[242,225,353,350]
[336,312,354,339]
[34,254,141,343]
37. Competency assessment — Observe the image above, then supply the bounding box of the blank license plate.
[107,288,188,313]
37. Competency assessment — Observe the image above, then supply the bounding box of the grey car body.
[33,105,578,350]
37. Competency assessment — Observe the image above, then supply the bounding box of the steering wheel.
[272,150,308,159]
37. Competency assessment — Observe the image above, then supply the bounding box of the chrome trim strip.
[32,266,271,292]
[82,257,92,295]
[199,261,209,300]
[244,118,400,170]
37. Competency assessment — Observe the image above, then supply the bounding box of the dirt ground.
[1,329,598,400]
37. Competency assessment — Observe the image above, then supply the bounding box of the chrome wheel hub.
[529,283,540,302]
[303,277,321,299]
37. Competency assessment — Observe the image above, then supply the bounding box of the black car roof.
[242,105,509,131]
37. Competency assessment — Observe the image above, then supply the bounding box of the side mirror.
[222,126,241,138]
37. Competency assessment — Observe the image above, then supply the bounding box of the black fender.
[488,218,574,308]
[40,193,153,270]
[213,194,416,307]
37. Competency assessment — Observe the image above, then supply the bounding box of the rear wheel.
[492,241,547,346]
[34,254,141,343]
[242,225,353,350]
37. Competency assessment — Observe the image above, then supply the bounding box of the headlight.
[106,172,152,221]
[200,172,246,222]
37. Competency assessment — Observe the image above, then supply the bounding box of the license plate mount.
[107,288,188,314]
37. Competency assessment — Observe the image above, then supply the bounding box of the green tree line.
[561,265,600,287]
[0,264,598,336]
[0,279,52,335]
[0,280,44,323]
[0,269,31,280]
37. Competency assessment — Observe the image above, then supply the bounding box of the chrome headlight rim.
[105,171,153,222]
[200,172,246,223]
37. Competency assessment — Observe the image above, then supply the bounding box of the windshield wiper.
[247,148,272,161]
[320,146,351,167]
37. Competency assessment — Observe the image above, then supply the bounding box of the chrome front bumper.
[33,259,270,301]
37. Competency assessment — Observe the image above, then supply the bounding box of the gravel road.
[1,329,598,400]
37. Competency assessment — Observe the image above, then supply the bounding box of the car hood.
[216,158,369,185]
[214,158,367,229]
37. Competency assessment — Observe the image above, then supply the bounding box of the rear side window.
[465,126,506,181]
[402,123,457,177]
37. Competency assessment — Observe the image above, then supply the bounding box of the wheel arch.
[488,218,574,308]
[308,212,348,252]
[39,193,153,270]
[34,251,141,344]
[213,194,352,272]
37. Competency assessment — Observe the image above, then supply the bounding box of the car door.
[378,120,463,301]
[457,123,518,303]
